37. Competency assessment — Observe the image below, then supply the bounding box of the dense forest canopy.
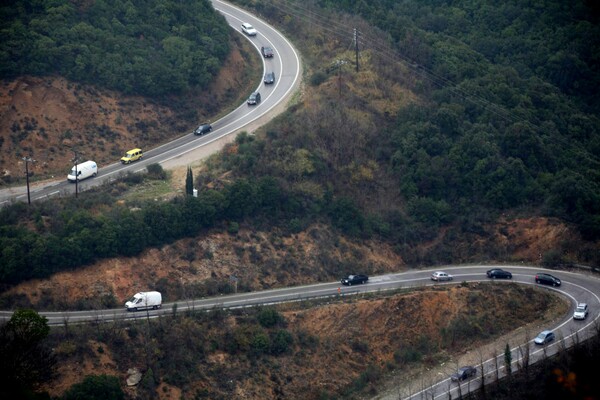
[0,0,230,97]
[319,0,600,112]
[244,0,600,238]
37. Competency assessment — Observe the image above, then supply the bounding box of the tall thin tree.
[185,166,193,196]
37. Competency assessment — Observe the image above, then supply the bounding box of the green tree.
[62,375,124,400]
[257,308,284,328]
[0,309,55,397]
[504,343,512,379]
[270,329,293,355]
[186,166,193,196]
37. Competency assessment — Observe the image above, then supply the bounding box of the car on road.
[451,366,477,382]
[534,330,555,345]
[573,303,588,320]
[431,271,453,281]
[241,23,257,36]
[264,71,275,84]
[486,268,512,279]
[341,274,368,286]
[194,123,212,136]
[120,148,143,164]
[261,46,274,57]
[247,91,261,105]
[535,273,561,287]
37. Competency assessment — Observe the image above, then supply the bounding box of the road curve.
[0,0,301,206]
[1,265,598,400]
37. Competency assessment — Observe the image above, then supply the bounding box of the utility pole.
[21,156,35,205]
[354,28,359,72]
[71,149,80,198]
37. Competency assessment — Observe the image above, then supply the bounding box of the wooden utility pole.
[22,156,35,205]
[354,28,359,72]
[71,149,80,198]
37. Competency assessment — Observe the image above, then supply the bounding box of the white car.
[573,303,588,320]
[431,271,453,281]
[241,23,257,36]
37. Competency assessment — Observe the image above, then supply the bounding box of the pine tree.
[185,166,193,196]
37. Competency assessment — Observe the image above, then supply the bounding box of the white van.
[125,291,162,311]
[67,160,98,182]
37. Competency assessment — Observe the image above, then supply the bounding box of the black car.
[194,123,212,136]
[261,46,274,58]
[487,268,512,279]
[451,366,477,382]
[341,274,368,286]
[535,273,561,287]
[247,92,261,105]
[264,71,275,84]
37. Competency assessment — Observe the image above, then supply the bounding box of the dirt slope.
[0,41,250,185]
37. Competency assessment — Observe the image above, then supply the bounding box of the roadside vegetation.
[2,0,598,288]
[0,283,570,399]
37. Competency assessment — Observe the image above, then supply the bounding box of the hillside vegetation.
[231,0,600,241]
[1,0,599,289]
[1,284,569,399]
[0,0,229,97]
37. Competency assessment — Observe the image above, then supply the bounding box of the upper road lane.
[0,0,301,206]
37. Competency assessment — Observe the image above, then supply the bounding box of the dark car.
[194,123,212,136]
[264,71,275,84]
[341,274,368,286]
[261,46,274,58]
[451,366,477,382]
[487,268,512,279]
[535,273,561,287]
[247,91,261,105]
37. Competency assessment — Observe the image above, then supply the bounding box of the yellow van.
[120,148,143,164]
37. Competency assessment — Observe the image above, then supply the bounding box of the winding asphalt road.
[1,3,599,399]
[1,265,598,400]
[0,0,301,206]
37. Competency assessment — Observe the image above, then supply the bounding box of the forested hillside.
[1,0,598,288]
[0,0,229,96]
[230,0,600,242]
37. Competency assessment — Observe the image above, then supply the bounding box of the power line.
[269,0,535,128]
[267,0,600,165]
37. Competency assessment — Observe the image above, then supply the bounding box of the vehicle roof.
[539,330,553,335]
[126,148,142,153]
[577,303,588,307]
[242,22,253,27]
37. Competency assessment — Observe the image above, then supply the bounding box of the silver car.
[431,271,453,281]
[573,303,588,320]
[241,23,257,36]
[534,330,555,345]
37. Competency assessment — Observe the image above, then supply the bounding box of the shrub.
[62,375,124,400]
[271,329,293,355]
[394,347,422,364]
[147,163,167,180]
[310,71,328,86]
[251,332,270,355]
[257,308,284,328]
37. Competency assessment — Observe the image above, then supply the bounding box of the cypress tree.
[185,166,193,196]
